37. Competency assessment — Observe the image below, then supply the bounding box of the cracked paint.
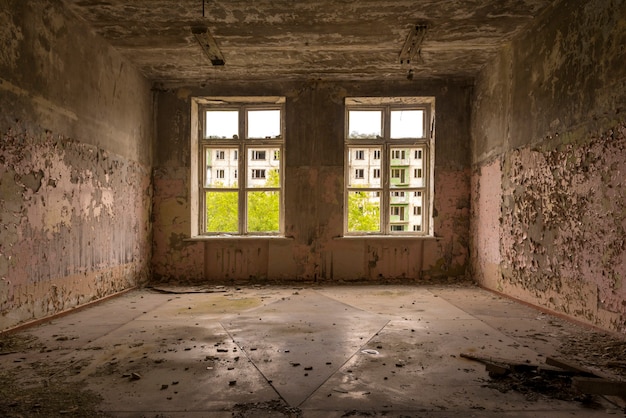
[500,125,626,331]
[0,125,151,330]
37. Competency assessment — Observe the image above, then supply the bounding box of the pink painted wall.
[153,81,472,283]
[471,0,626,333]
[0,1,153,330]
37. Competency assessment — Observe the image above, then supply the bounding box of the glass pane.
[205,191,238,233]
[247,147,281,188]
[390,110,424,138]
[389,191,409,232]
[248,191,280,232]
[390,147,425,188]
[205,148,238,188]
[408,190,424,233]
[348,147,381,187]
[348,110,382,139]
[347,191,380,232]
[206,110,239,139]
[248,110,281,139]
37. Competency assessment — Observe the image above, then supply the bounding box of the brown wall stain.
[152,80,472,284]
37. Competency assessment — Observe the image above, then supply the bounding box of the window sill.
[334,235,439,240]
[185,235,293,242]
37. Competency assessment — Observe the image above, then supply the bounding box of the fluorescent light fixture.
[191,26,225,66]
[399,24,428,65]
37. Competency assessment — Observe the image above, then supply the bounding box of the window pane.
[348,111,382,139]
[348,147,381,187]
[390,110,424,138]
[248,110,281,139]
[409,191,424,233]
[205,191,238,232]
[206,111,238,139]
[248,147,281,188]
[390,147,425,188]
[347,191,380,232]
[248,191,280,232]
[205,148,238,188]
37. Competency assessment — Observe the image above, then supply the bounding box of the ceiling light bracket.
[192,26,225,66]
[399,24,428,65]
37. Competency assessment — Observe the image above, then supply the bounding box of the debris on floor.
[461,351,625,406]
[147,285,227,294]
[231,399,302,417]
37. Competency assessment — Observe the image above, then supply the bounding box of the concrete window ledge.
[334,235,440,240]
[184,235,294,241]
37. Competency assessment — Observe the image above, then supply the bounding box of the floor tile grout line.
[218,320,290,407]
[296,318,392,409]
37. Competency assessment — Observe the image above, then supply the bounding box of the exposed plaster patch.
[500,123,626,332]
[0,124,151,329]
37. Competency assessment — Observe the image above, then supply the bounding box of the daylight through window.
[200,98,284,235]
[345,97,434,235]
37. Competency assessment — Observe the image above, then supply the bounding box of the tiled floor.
[1,285,624,417]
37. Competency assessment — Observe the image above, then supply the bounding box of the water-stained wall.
[153,80,471,283]
[471,0,626,332]
[0,1,153,330]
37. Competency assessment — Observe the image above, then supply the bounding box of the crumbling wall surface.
[471,0,626,332]
[153,80,472,283]
[152,166,204,283]
[0,1,152,330]
[500,126,626,331]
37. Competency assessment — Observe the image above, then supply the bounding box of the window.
[196,97,285,235]
[251,169,266,179]
[345,97,434,235]
[392,150,406,159]
[252,150,266,160]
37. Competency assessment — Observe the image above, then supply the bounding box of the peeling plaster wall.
[153,80,471,283]
[0,1,153,330]
[471,0,626,332]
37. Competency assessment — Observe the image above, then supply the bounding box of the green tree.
[248,170,280,232]
[348,191,380,232]
[206,190,238,232]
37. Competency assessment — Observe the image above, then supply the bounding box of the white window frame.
[344,97,435,236]
[190,96,285,237]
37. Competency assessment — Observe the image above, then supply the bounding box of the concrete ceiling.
[63,0,557,84]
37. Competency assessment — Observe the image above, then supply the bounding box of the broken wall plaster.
[471,0,626,333]
[0,126,152,329]
[493,124,626,332]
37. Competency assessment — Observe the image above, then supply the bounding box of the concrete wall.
[153,80,471,284]
[0,1,153,330]
[471,0,626,332]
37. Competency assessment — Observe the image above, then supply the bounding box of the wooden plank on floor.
[545,357,597,376]
[572,377,626,397]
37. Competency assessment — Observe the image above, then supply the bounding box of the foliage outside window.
[345,97,434,235]
[200,98,284,235]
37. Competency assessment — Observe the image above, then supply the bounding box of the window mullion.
[239,110,247,234]
[382,142,390,234]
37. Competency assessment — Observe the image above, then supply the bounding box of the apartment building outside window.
[197,97,285,235]
[345,97,434,235]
